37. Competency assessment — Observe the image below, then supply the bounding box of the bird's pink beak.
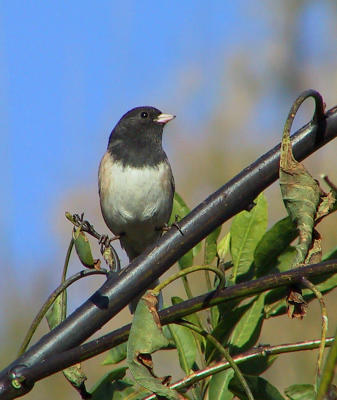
[154,113,176,124]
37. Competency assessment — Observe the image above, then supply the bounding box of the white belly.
[98,153,173,256]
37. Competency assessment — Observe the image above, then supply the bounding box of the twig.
[301,277,328,380]
[60,238,74,321]
[317,329,337,400]
[154,265,225,294]
[142,337,335,399]
[66,212,121,271]
[17,269,109,356]
[322,174,337,193]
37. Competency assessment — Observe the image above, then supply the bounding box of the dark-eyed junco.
[98,106,175,312]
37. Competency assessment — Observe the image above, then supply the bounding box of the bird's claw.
[160,220,184,236]
[99,234,121,250]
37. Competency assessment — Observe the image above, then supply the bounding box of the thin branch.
[142,337,335,399]
[154,265,225,294]
[317,330,337,400]
[60,238,73,323]
[322,175,337,192]
[301,277,328,380]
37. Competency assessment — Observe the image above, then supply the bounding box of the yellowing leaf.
[127,292,179,400]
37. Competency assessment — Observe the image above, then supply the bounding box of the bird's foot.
[99,233,121,249]
[159,219,184,236]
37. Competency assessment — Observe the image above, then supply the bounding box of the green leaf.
[314,271,337,293]
[204,226,222,264]
[285,384,316,400]
[317,323,337,399]
[229,375,285,400]
[254,217,297,277]
[46,288,87,390]
[239,354,277,376]
[323,245,337,261]
[103,342,127,365]
[169,192,201,269]
[217,232,231,260]
[91,366,128,390]
[168,324,197,374]
[91,379,137,400]
[62,364,87,389]
[274,246,297,273]
[171,296,205,351]
[127,293,179,400]
[210,305,220,329]
[169,192,189,222]
[206,300,255,363]
[162,325,173,342]
[208,370,235,400]
[230,193,268,284]
[46,293,66,330]
[90,368,144,400]
[229,294,265,353]
[73,229,96,268]
[178,250,193,269]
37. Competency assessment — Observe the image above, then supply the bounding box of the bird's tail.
[122,239,163,314]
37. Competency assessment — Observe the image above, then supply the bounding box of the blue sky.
[0,1,239,269]
[1,1,336,277]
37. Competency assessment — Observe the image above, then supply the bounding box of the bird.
[98,106,175,312]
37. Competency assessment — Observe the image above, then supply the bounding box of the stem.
[322,174,337,193]
[182,275,194,299]
[317,330,337,400]
[17,269,108,356]
[282,90,324,142]
[60,238,74,321]
[301,277,327,381]
[154,265,225,294]
[204,270,212,291]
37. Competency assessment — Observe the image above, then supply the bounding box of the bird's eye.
[141,111,148,119]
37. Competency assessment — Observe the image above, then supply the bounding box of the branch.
[1,90,336,399]
[143,337,335,399]
[6,259,337,392]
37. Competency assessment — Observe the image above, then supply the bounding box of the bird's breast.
[98,152,173,235]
